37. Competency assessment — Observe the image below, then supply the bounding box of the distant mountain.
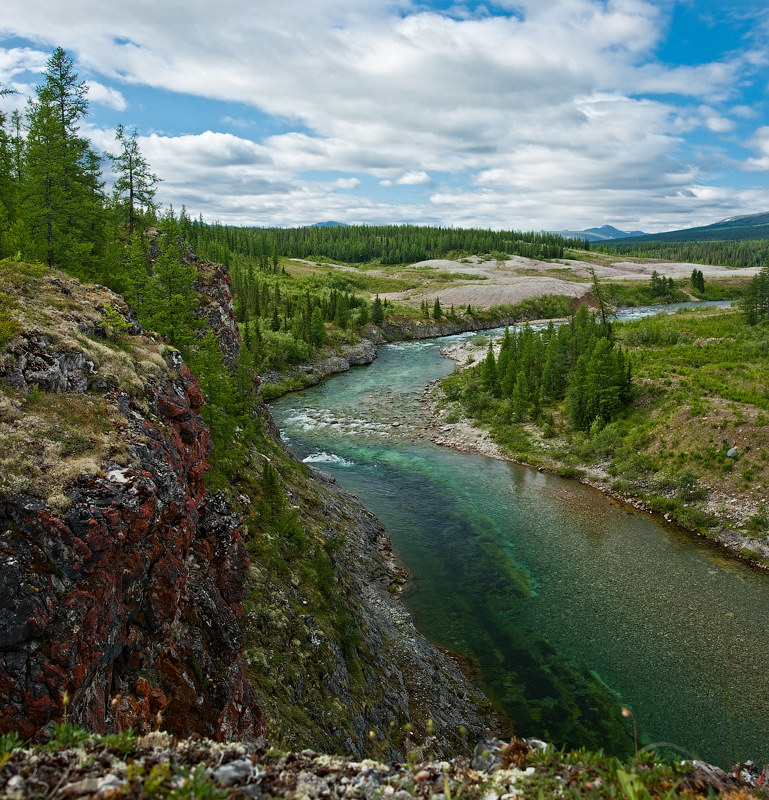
[600,211,769,246]
[310,221,348,228]
[553,225,647,242]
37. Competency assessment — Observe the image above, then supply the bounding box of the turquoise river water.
[270,306,768,768]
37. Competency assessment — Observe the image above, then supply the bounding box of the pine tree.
[19,47,103,273]
[310,306,326,346]
[512,370,530,421]
[124,230,151,314]
[142,213,199,352]
[433,297,442,320]
[108,124,160,236]
[372,295,384,325]
[480,343,498,396]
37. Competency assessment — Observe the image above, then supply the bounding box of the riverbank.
[258,312,547,400]
[427,330,769,572]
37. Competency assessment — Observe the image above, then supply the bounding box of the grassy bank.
[434,305,769,564]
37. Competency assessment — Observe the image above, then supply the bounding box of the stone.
[212,759,261,786]
[0,360,264,743]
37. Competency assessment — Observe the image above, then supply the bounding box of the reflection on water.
[270,311,768,768]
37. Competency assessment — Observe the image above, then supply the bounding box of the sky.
[1,0,769,233]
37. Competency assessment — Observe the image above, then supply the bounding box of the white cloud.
[0,45,47,80]
[699,105,736,134]
[741,126,769,172]
[1,1,767,228]
[85,80,126,110]
[332,177,361,189]
[732,105,759,119]
[396,171,431,185]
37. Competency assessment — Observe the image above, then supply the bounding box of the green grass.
[438,307,769,539]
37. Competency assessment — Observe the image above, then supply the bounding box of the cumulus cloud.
[699,105,736,134]
[1,0,768,228]
[85,80,126,110]
[396,171,431,185]
[742,126,769,172]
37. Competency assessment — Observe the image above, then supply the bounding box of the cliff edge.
[0,258,497,760]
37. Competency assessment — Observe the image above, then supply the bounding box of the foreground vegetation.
[2,726,766,800]
[437,300,769,553]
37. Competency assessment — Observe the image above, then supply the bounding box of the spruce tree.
[433,297,442,320]
[108,124,160,236]
[372,295,384,325]
[310,306,326,346]
[481,343,498,396]
[20,47,103,273]
[512,370,530,421]
[142,212,198,352]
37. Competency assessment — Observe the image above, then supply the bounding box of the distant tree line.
[595,238,769,270]
[178,219,590,268]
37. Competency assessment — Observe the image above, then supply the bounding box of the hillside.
[0,256,496,759]
[602,211,769,245]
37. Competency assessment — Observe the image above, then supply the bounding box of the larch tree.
[19,47,103,273]
[108,124,160,236]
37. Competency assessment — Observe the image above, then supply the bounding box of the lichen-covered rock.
[0,272,263,744]
[192,261,242,366]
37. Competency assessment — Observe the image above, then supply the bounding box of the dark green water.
[270,331,769,768]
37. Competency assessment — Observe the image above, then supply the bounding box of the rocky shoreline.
[259,337,380,391]
[425,339,769,572]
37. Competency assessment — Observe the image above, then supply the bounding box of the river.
[270,302,769,768]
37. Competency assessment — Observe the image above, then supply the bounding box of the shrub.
[676,468,708,502]
[747,506,769,532]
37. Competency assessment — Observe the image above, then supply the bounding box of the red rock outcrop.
[0,329,263,742]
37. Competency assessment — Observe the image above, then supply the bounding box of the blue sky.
[1,0,768,232]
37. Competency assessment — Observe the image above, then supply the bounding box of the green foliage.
[0,730,23,755]
[182,220,586,268]
[141,213,199,351]
[107,123,160,236]
[16,48,104,274]
[741,264,769,325]
[676,468,708,502]
[44,720,91,750]
[187,331,241,488]
[606,280,692,308]
[747,505,769,533]
[372,294,384,325]
[458,308,632,433]
[132,762,228,799]
[0,288,21,345]
[690,268,705,293]
[97,727,137,754]
[102,304,130,342]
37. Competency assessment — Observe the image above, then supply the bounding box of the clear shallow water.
[270,306,769,768]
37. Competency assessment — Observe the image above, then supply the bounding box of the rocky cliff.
[0,266,262,742]
[0,259,497,759]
